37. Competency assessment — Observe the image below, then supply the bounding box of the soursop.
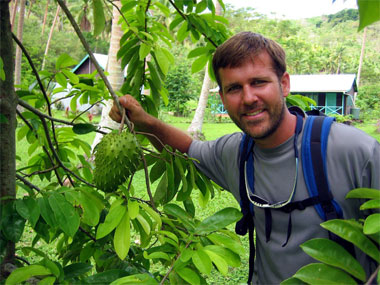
[93,131,141,192]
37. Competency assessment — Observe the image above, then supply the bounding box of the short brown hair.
[212,32,287,89]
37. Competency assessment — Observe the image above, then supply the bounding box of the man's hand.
[109,95,147,130]
[108,94,193,153]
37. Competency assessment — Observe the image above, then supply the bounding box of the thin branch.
[16,109,61,181]
[79,227,97,242]
[15,174,41,192]
[56,0,133,132]
[160,240,192,285]
[365,265,380,285]
[167,0,218,48]
[19,165,60,178]
[18,99,107,135]
[12,32,60,151]
[70,99,104,124]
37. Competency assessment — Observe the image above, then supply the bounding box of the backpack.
[235,110,355,283]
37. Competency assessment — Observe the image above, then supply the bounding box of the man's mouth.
[245,109,264,116]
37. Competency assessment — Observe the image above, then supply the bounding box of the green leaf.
[364,213,380,235]
[55,72,67,88]
[195,207,242,235]
[188,46,210,58]
[96,199,126,239]
[55,54,78,70]
[76,192,101,226]
[300,238,366,281]
[139,202,162,231]
[203,249,228,276]
[207,233,245,255]
[177,21,189,42]
[62,69,79,84]
[150,159,166,184]
[15,197,40,228]
[176,267,200,285]
[136,213,151,235]
[154,47,169,75]
[321,219,380,263]
[280,277,307,285]
[358,0,380,31]
[38,197,57,227]
[110,273,158,285]
[191,54,209,74]
[192,249,212,275]
[203,245,240,267]
[157,230,178,244]
[143,251,170,260]
[38,276,56,285]
[114,211,131,260]
[346,188,380,199]
[84,269,128,284]
[153,172,168,203]
[360,199,380,210]
[163,204,195,232]
[5,265,52,285]
[92,0,105,36]
[293,263,356,284]
[128,200,139,219]
[1,202,25,242]
[63,263,92,280]
[73,123,97,134]
[139,43,151,60]
[48,193,80,237]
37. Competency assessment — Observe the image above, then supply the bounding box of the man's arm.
[109,95,193,153]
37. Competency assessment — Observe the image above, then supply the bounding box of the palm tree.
[14,0,26,87]
[187,0,222,140]
[41,4,60,70]
[91,0,123,150]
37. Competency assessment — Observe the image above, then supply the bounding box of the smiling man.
[110,32,380,284]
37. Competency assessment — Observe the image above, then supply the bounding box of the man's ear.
[281,72,290,97]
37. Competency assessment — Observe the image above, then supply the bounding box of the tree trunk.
[41,4,60,70]
[187,0,221,140]
[14,0,25,87]
[91,0,123,151]
[41,0,50,36]
[0,0,17,279]
[187,63,212,140]
[10,0,17,31]
[356,27,367,88]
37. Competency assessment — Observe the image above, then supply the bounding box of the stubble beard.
[231,97,286,140]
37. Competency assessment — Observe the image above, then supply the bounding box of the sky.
[223,0,358,19]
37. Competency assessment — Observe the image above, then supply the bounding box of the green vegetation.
[2,0,380,284]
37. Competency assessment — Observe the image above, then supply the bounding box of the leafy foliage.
[282,188,380,285]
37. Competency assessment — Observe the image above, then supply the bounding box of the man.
[110,32,380,283]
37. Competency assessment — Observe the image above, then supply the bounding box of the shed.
[72,53,108,75]
[290,74,357,115]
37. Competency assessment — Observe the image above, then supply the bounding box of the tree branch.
[15,174,41,193]
[56,0,133,132]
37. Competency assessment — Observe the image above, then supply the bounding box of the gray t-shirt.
[188,119,380,284]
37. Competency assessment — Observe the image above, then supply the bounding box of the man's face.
[218,51,290,142]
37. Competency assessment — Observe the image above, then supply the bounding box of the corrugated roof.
[290,74,357,93]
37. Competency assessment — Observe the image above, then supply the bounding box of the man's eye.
[252,80,266,86]
[227,85,240,92]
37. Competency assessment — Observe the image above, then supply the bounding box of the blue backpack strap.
[302,115,343,220]
[236,133,255,283]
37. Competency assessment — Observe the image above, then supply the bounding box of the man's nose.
[242,85,258,105]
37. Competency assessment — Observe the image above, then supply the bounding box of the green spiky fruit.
[93,131,141,192]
